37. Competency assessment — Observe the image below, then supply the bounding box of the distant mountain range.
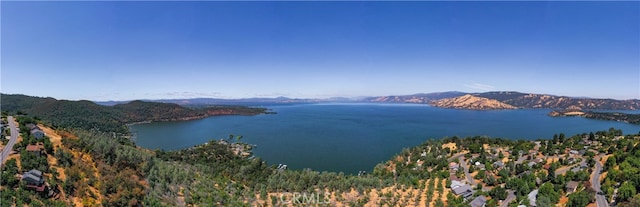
[94,91,640,110]
[370,91,640,110]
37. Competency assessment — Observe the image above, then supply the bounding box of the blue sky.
[2,2,639,101]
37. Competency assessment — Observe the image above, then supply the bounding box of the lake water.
[130,103,639,174]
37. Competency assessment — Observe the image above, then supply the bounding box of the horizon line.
[2,91,640,103]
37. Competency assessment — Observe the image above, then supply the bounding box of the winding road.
[459,156,476,185]
[592,154,608,207]
[0,116,19,168]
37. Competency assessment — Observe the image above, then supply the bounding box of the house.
[476,163,486,170]
[578,150,586,156]
[450,180,465,189]
[450,174,462,182]
[26,145,43,156]
[30,128,44,139]
[452,184,474,199]
[571,167,581,173]
[25,123,38,130]
[528,189,538,207]
[22,169,44,185]
[569,150,580,155]
[470,196,487,207]
[527,158,542,167]
[493,161,504,168]
[449,162,460,171]
[22,169,47,192]
[566,181,579,193]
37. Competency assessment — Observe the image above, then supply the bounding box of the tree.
[567,191,591,207]
[618,195,640,207]
[1,159,20,187]
[559,133,565,144]
[538,182,560,204]
[475,170,486,180]
[489,186,507,200]
[618,181,637,202]
[536,196,554,207]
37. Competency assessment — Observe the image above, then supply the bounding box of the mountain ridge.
[367,91,640,110]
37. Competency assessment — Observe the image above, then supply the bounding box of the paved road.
[459,156,475,185]
[447,152,467,162]
[592,155,608,207]
[500,190,516,207]
[0,116,19,168]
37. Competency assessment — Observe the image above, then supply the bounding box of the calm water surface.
[131,103,639,174]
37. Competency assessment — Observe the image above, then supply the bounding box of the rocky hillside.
[367,91,640,110]
[430,94,518,110]
[473,91,640,110]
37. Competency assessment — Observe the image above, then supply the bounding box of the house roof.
[26,145,42,152]
[28,169,43,177]
[528,189,538,206]
[30,128,43,134]
[470,196,487,207]
[566,181,579,190]
[21,173,43,185]
[450,180,465,189]
[452,185,473,195]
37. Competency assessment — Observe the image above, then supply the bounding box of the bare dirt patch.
[38,125,63,149]
[442,142,457,151]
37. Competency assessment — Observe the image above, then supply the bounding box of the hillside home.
[25,123,38,130]
[470,196,487,207]
[493,161,504,169]
[449,162,460,171]
[566,181,579,193]
[22,169,47,192]
[26,145,43,156]
[30,128,44,139]
[450,180,465,189]
[452,184,474,199]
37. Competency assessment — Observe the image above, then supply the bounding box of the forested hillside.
[0,94,267,133]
